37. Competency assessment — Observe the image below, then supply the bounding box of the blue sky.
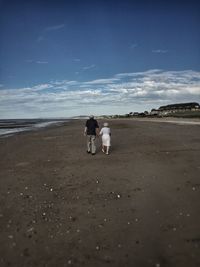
[0,0,200,118]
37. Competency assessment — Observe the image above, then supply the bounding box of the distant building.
[158,102,200,113]
[117,102,200,119]
[150,109,159,116]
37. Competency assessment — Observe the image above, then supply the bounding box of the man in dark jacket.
[84,115,99,155]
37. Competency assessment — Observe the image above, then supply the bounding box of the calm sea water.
[0,119,69,137]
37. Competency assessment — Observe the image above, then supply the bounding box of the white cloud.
[36,61,48,64]
[26,60,48,64]
[45,24,65,31]
[82,64,96,70]
[152,49,168,53]
[32,84,53,91]
[0,70,200,118]
[84,78,120,85]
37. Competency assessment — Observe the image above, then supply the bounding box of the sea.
[0,119,69,137]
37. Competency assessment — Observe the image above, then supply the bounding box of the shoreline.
[1,116,200,139]
[122,117,200,125]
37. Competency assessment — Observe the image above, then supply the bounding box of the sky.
[0,0,200,118]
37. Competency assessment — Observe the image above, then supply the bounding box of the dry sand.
[0,119,200,267]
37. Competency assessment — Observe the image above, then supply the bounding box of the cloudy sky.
[0,0,200,118]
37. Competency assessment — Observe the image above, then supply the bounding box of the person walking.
[99,122,111,155]
[84,115,99,155]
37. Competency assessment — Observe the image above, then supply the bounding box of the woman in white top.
[99,122,111,155]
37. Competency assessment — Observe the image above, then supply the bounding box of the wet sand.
[0,119,200,267]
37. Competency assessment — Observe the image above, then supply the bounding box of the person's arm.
[84,126,87,136]
[84,121,88,136]
[95,121,99,136]
[96,127,100,136]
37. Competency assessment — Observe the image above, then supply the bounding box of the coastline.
[0,119,70,138]
[124,117,200,125]
[0,119,200,267]
[1,116,200,139]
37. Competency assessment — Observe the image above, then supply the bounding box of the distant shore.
[1,116,200,138]
[115,117,200,125]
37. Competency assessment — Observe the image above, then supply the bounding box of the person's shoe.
[87,150,91,154]
[91,153,95,155]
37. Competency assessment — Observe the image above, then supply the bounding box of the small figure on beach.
[84,115,99,155]
[99,122,111,155]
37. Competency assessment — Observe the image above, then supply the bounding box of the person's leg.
[91,135,96,154]
[106,136,111,155]
[101,137,104,152]
[102,144,105,153]
[106,146,109,154]
[87,135,91,152]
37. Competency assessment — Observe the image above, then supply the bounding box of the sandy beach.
[0,118,200,267]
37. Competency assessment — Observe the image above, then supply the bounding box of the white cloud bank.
[0,69,200,118]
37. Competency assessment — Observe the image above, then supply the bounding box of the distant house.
[128,112,140,116]
[158,102,200,113]
[150,109,159,116]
